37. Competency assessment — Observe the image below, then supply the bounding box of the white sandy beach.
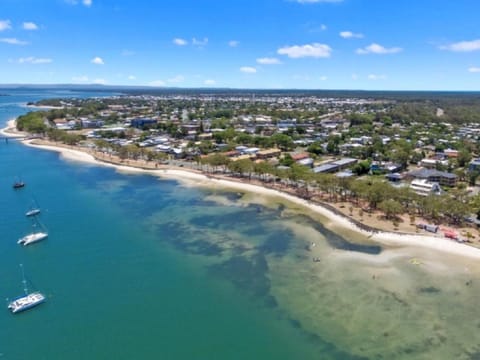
[21,138,480,260]
[0,119,26,138]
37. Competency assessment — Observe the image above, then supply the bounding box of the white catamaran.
[18,218,48,246]
[8,264,46,314]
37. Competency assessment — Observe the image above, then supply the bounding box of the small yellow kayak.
[409,258,423,266]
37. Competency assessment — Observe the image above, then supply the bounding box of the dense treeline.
[384,98,480,124]
[197,154,478,228]
[16,111,48,133]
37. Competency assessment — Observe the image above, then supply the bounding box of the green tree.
[230,158,254,179]
[378,199,404,220]
[352,159,371,176]
[326,136,341,155]
[307,142,324,156]
[272,133,294,151]
[457,149,472,168]
[279,153,294,167]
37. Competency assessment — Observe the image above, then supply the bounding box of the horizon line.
[0,83,480,93]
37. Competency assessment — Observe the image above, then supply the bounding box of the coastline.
[26,104,65,110]
[19,137,480,260]
[0,119,27,138]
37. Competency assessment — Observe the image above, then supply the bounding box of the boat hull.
[18,232,48,246]
[25,209,41,217]
[8,292,46,313]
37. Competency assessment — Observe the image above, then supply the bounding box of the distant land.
[1,84,480,100]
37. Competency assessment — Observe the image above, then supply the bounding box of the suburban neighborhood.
[16,90,480,241]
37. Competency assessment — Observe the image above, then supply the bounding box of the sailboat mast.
[20,264,28,295]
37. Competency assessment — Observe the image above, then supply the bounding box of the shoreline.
[19,138,480,260]
[26,104,65,110]
[0,119,27,138]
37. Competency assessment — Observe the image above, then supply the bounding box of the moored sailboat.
[8,264,46,314]
[18,218,48,246]
[13,180,25,189]
[25,208,41,217]
[25,198,41,217]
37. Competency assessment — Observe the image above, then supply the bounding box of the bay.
[1,88,480,360]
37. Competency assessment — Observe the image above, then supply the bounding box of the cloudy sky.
[1,0,480,90]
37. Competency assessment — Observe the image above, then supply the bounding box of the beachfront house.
[420,158,449,169]
[410,179,441,196]
[313,158,358,174]
[407,169,457,187]
[256,148,281,160]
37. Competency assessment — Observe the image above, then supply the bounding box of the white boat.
[25,208,41,217]
[18,219,48,246]
[8,264,46,314]
[25,198,41,217]
[18,231,48,245]
[8,292,46,314]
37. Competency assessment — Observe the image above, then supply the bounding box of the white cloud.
[296,0,343,3]
[468,67,480,73]
[367,74,386,80]
[351,73,358,80]
[149,80,166,87]
[192,37,208,46]
[319,75,328,81]
[17,57,52,64]
[204,79,216,85]
[240,66,257,73]
[93,78,106,85]
[440,39,480,52]
[0,20,12,31]
[356,43,402,54]
[256,57,282,65]
[72,75,89,82]
[340,31,363,39]
[65,0,92,6]
[22,22,38,30]
[167,75,184,83]
[128,75,136,80]
[0,38,29,45]
[277,43,332,58]
[91,56,104,65]
[228,40,239,47]
[173,38,188,46]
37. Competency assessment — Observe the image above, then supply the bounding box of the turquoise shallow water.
[0,89,342,359]
[2,89,480,360]
[0,141,329,360]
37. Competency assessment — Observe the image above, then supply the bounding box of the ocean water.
[1,89,480,360]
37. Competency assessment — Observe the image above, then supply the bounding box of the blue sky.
[1,0,480,90]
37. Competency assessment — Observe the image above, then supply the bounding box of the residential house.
[410,179,441,196]
[407,169,457,187]
[256,148,281,160]
[420,158,449,169]
[469,158,480,172]
[313,158,357,174]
